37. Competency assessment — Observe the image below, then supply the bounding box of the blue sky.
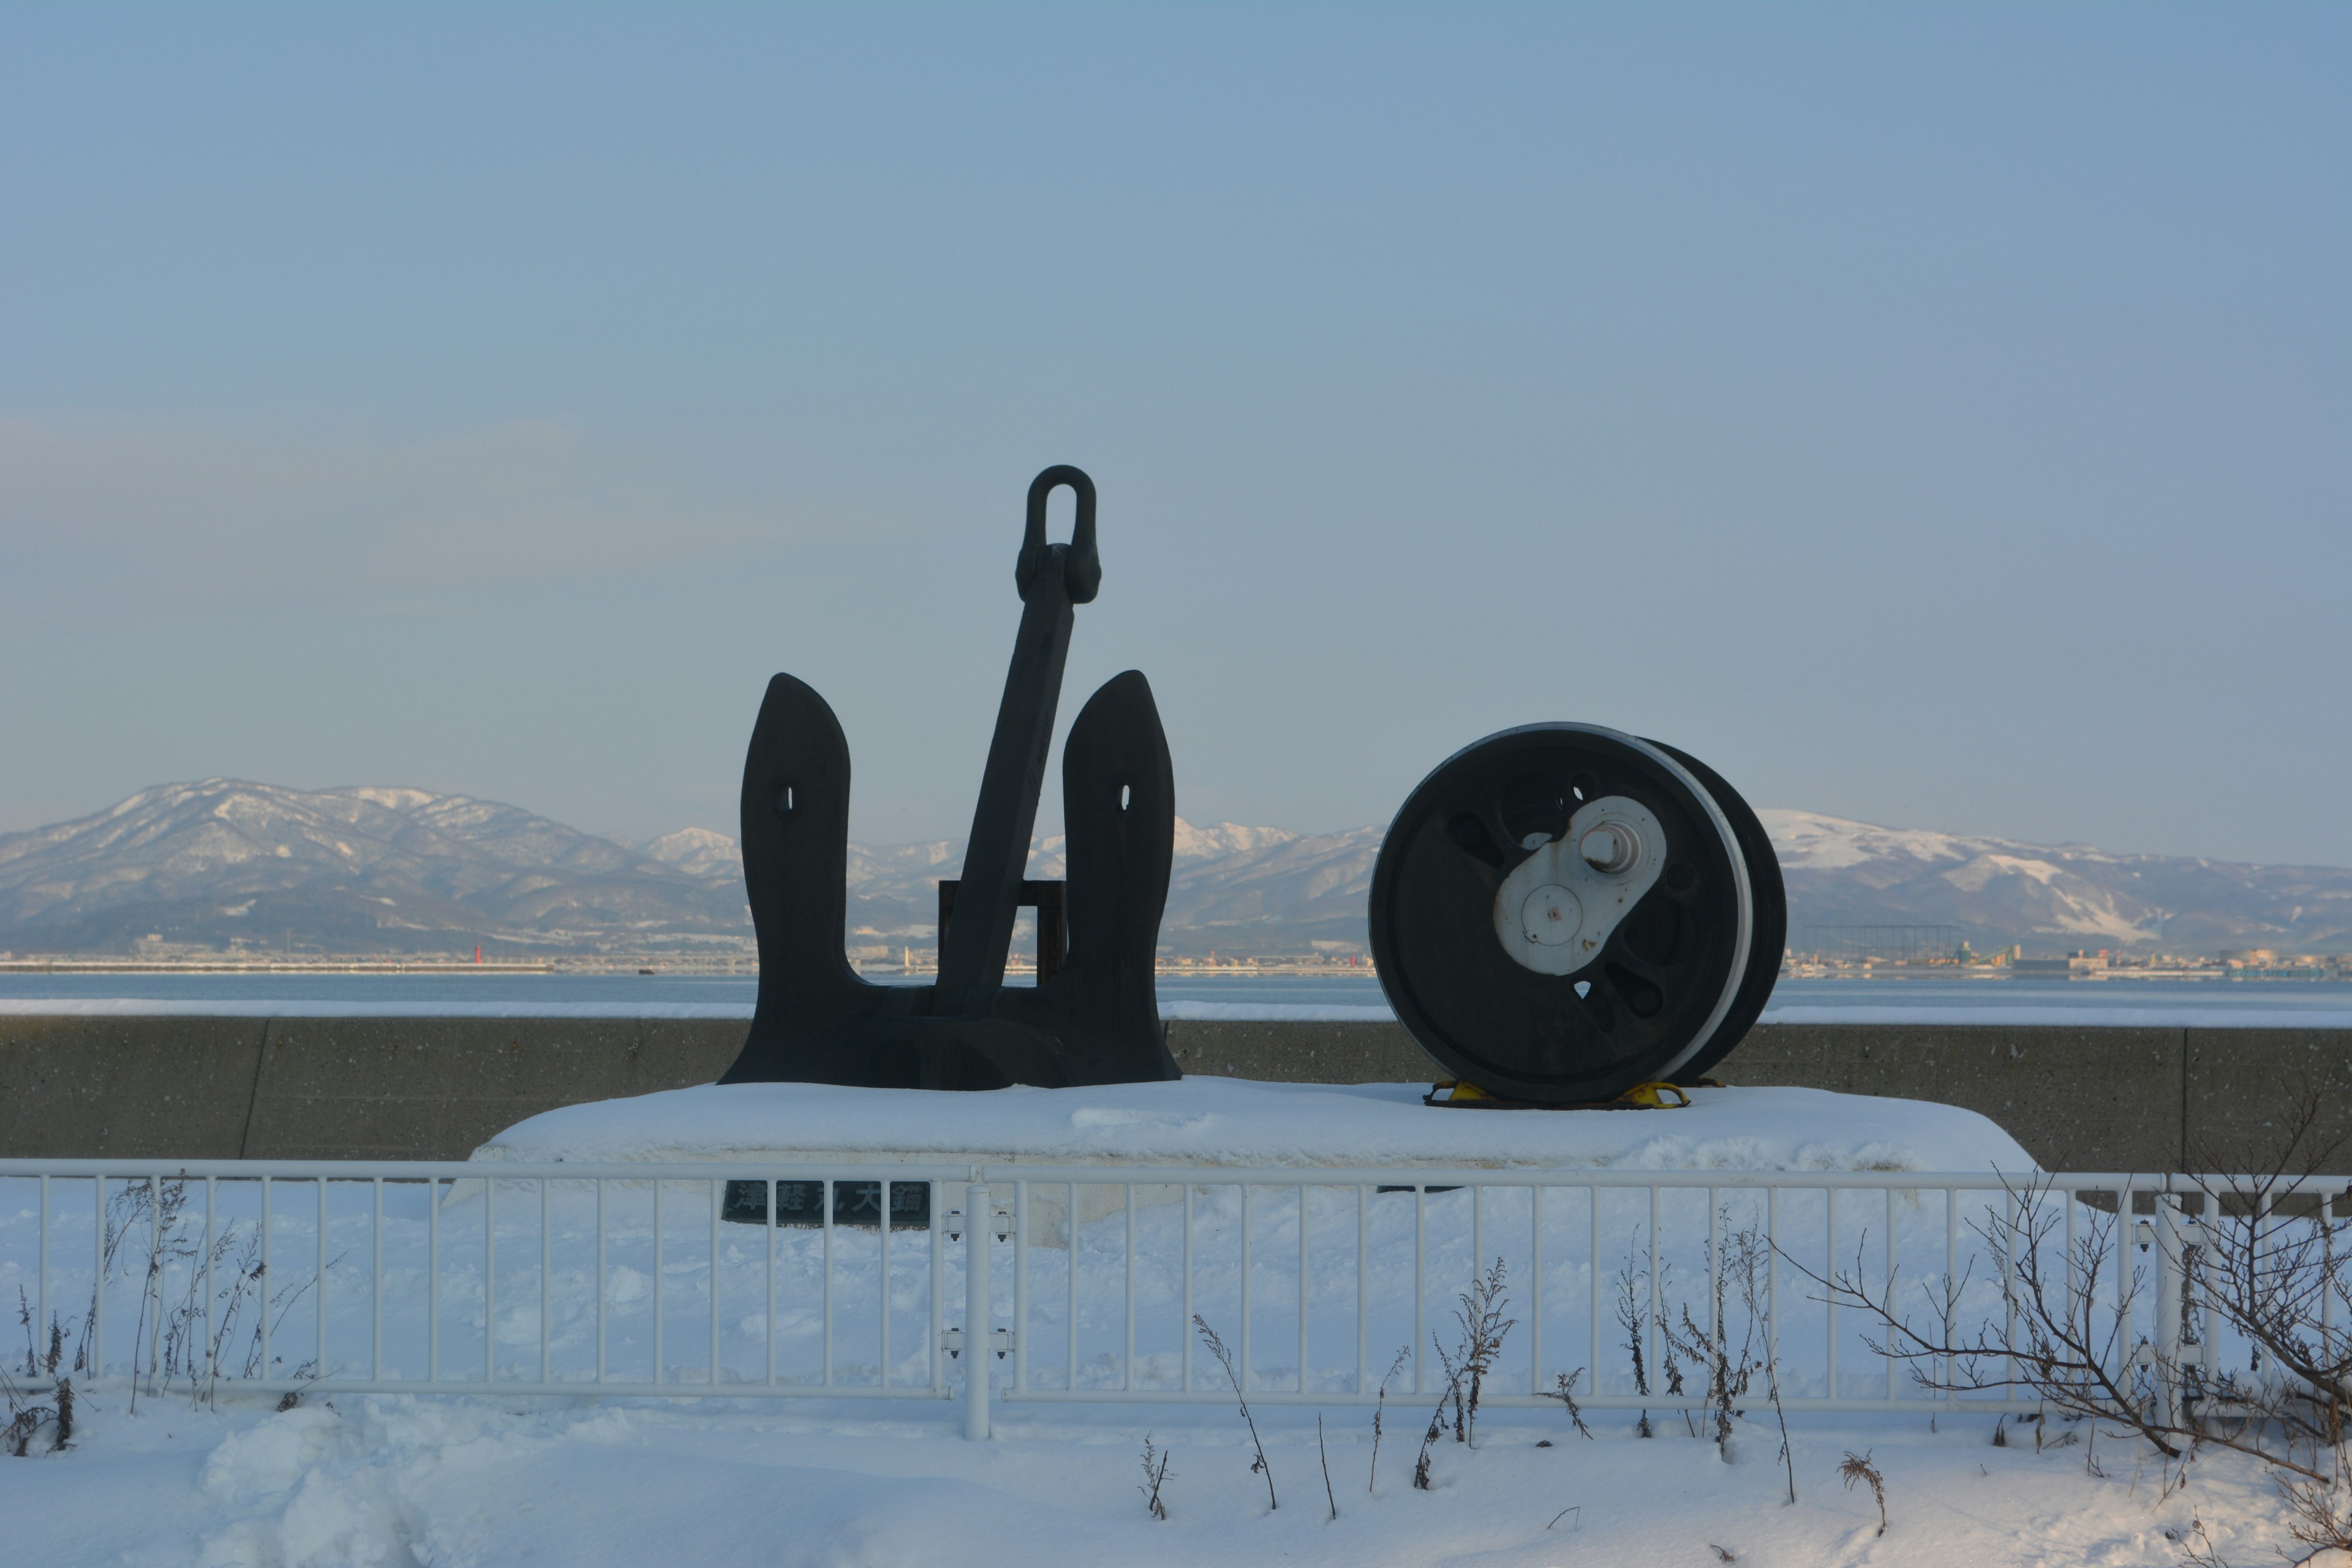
[2,5,2345,865]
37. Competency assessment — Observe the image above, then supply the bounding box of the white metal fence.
[2,1158,2323,1438]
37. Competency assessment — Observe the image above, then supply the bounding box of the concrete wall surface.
[0,1016,269,1161]
[4,1014,2347,1171]
[1716,1023,2188,1172]
[243,1019,743,1161]
[2183,1029,2352,1174]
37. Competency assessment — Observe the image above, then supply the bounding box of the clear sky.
[2,6,2345,866]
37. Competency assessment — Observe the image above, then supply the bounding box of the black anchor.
[717,466,1180,1090]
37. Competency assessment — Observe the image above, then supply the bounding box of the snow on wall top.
[470,1079,2035,1175]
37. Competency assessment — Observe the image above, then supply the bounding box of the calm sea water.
[2,970,2350,1019]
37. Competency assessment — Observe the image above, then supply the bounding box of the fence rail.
[4,1158,2340,1438]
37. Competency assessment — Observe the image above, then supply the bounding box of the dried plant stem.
[1547,1368,1595,1440]
[1137,1433,1171,1520]
[1839,1449,1887,1536]
[1,1366,68,1457]
[1193,1315,1275,1511]
[1616,1232,1652,1436]
[1452,1256,1517,1449]
[1412,1355,1463,1491]
[1368,1344,1409,1492]
[1318,1414,1337,1521]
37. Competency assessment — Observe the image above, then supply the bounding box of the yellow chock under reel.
[1425,1079,1697,1110]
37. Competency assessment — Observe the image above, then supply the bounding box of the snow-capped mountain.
[1,784,2343,957]
[1762,810,2352,954]
[639,827,744,882]
[0,780,748,956]
[1171,820,1299,862]
[1160,825,1380,954]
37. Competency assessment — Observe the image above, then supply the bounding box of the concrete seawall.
[4,1015,2348,1171]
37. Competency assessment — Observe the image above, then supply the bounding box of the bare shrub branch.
[1782,1080,2352,1559]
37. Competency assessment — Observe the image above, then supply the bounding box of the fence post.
[964,1181,991,1441]
[2154,1191,2184,1428]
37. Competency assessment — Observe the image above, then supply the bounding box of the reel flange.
[1368,723,1781,1104]
[1638,739,1785,1085]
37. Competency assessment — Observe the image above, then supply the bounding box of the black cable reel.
[1368,725,1785,1104]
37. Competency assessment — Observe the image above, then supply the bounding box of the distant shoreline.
[0,957,1380,978]
[0,959,560,974]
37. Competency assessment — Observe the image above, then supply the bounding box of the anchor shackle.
[1018,465,1101,605]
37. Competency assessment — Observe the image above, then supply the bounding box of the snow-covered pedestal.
[473,1077,2033,1174]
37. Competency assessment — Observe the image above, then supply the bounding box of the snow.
[639,826,742,880]
[1169,818,1300,861]
[0,1085,2316,1564]
[473,1079,2034,1174]
[0,1385,2312,1566]
[1760,807,1980,871]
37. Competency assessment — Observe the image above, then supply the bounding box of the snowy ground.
[4,1086,2303,1564]
[0,1382,2315,1567]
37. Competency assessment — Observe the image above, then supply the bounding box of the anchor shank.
[935,567,1076,1011]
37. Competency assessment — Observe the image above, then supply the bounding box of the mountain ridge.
[1,780,2345,958]
[1760,809,2352,954]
